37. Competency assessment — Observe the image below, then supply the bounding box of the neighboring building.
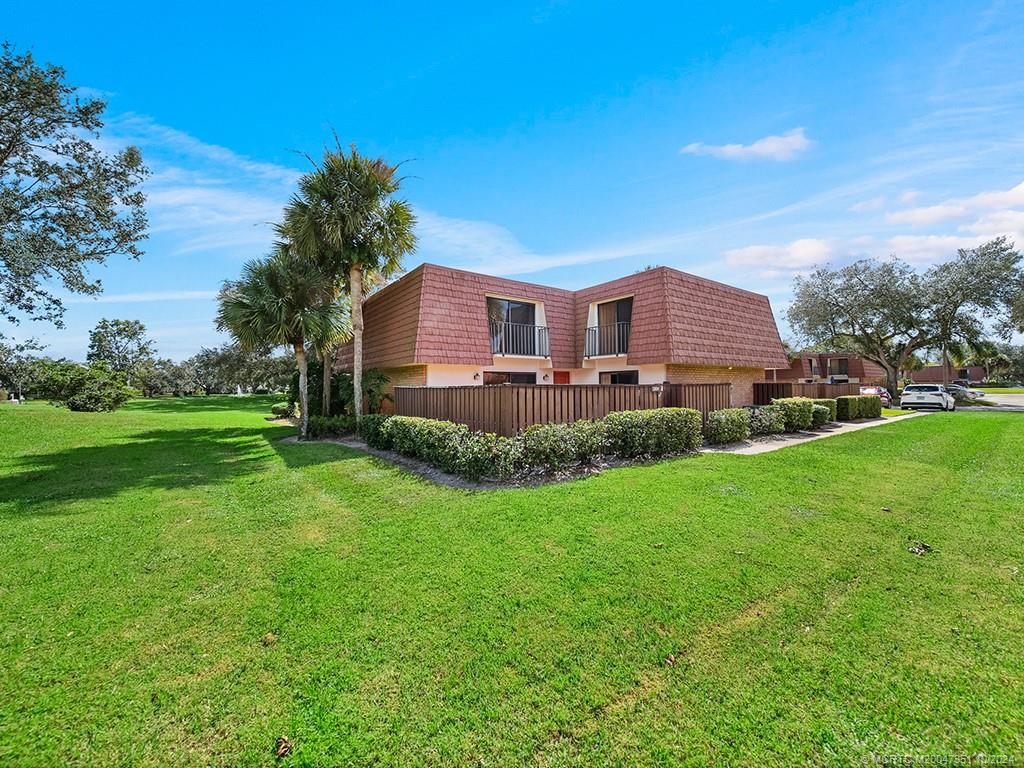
[767,352,886,386]
[336,263,788,407]
[912,364,986,384]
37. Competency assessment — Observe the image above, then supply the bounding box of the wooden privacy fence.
[394,382,731,436]
[753,381,864,405]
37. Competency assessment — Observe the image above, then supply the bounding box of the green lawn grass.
[977,387,1024,394]
[1,397,1022,766]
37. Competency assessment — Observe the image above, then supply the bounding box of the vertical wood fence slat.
[394,382,731,436]
[753,381,866,405]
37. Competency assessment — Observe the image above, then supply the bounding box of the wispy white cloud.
[680,127,813,161]
[887,180,1024,226]
[724,238,833,272]
[849,196,886,212]
[66,290,218,304]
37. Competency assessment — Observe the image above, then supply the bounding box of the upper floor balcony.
[584,321,631,357]
[490,320,550,357]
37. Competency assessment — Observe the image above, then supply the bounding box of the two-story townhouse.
[768,351,886,386]
[336,263,789,407]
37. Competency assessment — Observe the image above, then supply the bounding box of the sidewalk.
[702,412,926,456]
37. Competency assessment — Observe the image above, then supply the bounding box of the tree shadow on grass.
[0,425,363,516]
[123,395,281,415]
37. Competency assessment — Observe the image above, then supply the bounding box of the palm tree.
[282,144,416,420]
[216,244,347,440]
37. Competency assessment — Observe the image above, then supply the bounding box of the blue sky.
[6,1,1024,359]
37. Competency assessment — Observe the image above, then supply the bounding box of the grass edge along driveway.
[0,397,1021,767]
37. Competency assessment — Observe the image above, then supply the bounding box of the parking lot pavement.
[960,392,1024,412]
[985,392,1024,407]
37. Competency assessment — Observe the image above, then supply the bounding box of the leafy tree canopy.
[1,42,148,326]
[86,318,154,380]
[787,237,1022,393]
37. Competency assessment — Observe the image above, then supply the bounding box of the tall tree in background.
[924,237,1022,384]
[787,238,1022,394]
[0,336,44,399]
[0,42,148,327]
[86,318,154,385]
[788,259,929,395]
[216,244,346,440]
[283,145,416,420]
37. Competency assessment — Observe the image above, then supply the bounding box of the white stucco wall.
[572,361,666,384]
[425,359,558,386]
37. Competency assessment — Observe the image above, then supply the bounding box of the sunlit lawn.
[1,397,1022,766]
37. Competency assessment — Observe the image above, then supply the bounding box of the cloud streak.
[680,127,813,161]
[66,290,219,304]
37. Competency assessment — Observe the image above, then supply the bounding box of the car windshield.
[904,385,939,392]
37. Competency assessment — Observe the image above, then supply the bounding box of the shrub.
[520,420,606,472]
[358,414,392,449]
[859,394,882,419]
[289,362,392,417]
[770,397,814,432]
[271,401,293,417]
[704,408,751,444]
[812,398,837,422]
[37,362,131,412]
[836,395,861,420]
[380,416,499,479]
[307,414,356,438]
[749,405,786,435]
[603,408,702,458]
[811,404,831,428]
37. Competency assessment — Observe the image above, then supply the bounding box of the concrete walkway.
[702,412,927,455]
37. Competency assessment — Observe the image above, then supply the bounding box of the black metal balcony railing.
[585,321,631,357]
[489,321,550,357]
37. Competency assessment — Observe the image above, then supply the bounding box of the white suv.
[900,384,956,411]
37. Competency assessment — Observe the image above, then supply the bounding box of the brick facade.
[666,364,763,406]
[378,365,427,413]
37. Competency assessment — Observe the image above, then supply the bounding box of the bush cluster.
[271,401,293,417]
[358,414,391,448]
[602,408,703,458]
[749,405,786,435]
[811,404,831,428]
[836,395,883,420]
[38,362,132,412]
[307,415,356,438]
[704,408,751,444]
[770,397,815,432]
[354,408,704,480]
[812,398,838,422]
[375,416,499,479]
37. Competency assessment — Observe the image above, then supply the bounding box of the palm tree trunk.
[295,342,309,440]
[350,264,364,421]
[941,341,949,386]
[322,345,332,417]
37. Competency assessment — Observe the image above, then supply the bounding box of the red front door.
[553,371,570,384]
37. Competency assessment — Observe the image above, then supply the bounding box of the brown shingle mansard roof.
[338,263,789,370]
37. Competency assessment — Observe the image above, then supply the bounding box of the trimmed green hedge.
[836,395,883,420]
[359,414,391,448]
[352,408,704,480]
[812,398,837,422]
[602,408,703,458]
[859,394,883,419]
[811,404,831,428]
[307,415,356,438]
[749,405,786,435]
[705,408,751,444]
[771,397,815,432]
[836,395,860,420]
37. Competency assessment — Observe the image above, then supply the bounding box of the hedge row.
[836,395,882,420]
[307,414,357,438]
[704,408,751,444]
[750,405,786,435]
[360,408,704,480]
